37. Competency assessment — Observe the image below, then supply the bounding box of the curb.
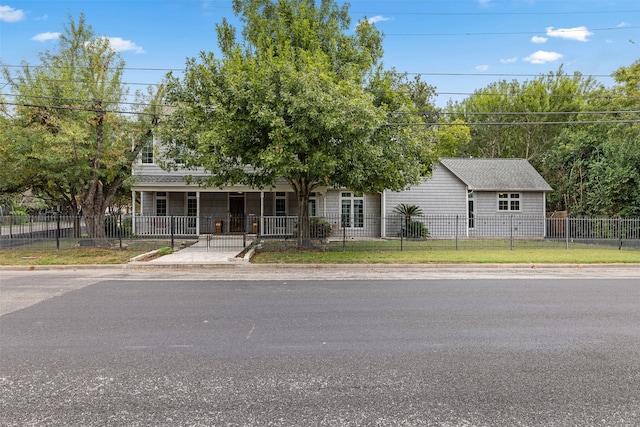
[2,262,639,272]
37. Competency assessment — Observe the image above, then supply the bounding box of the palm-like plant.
[393,204,427,238]
[393,203,423,218]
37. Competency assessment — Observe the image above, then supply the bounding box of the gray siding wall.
[471,191,546,237]
[200,193,227,219]
[168,192,184,216]
[384,165,467,237]
[324,190,381,237]
[141,192,154,215]
[384,165,467,217]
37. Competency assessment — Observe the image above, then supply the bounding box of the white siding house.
[382,158,553,238]
[131,149,552,238]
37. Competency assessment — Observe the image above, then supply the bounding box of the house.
[131,151,552,238]
[382,158,553,238]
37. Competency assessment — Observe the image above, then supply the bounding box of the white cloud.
[523,50,563,64]
[546,26,593,42]
[617,21,630,28]
[500,57,518,64]
[0,5,25,22]
[531,36,547,44]
[475,65,489,71]
[105,37,145,53]
[32,32,61,42]
[368,15,391,24]
[477,0,491,6]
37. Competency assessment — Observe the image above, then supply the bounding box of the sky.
[1,0,639,108]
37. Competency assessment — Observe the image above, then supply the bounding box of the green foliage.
[447,67,600,169]
[544,60,640,216]
[402,221,429,239]
[157,247,173,256]
[309,217,333,239]
[104,216,134,238]
[393,203,423,217]
[1,15,162,236]
[159,0,435,246]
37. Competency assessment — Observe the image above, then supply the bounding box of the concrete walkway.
[138,237,249,265]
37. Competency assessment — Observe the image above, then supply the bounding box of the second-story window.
[141,139,153,164]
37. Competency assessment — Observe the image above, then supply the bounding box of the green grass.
[0,241,168,266]
[252,247,640,264]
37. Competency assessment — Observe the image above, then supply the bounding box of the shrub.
[403,221,429,238]
[105,216,134,238]
[310,218,333,239]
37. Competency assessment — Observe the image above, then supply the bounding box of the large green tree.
[1,15,162,238]
[159,0,433,245]
[545,61,640,216]
[448,68,600,169]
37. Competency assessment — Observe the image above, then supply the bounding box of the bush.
[105,216,134,238]
[402,221,429,239]
[310,218,333,239]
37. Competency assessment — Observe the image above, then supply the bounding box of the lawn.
[0,241,168,266]
[1,239,639,266]
[251,247,640,264]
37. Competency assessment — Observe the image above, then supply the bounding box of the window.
[187,192,197,216]
[275,192,287,216]
[468,191,475,228]
[156,192,167,216]
[141,139,153,164]
[308,192,317,217]
[340,192,364,228]
[187,192,197,228]
[498,193,520,212]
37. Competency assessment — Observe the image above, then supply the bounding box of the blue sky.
[1,0,638,107]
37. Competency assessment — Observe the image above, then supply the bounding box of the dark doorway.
[229,193,245,232]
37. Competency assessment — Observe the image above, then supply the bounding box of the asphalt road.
[1,269,640,426]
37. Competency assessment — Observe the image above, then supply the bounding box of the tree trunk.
[291,178,313,249]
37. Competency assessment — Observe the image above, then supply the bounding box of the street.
[1,267,640,426]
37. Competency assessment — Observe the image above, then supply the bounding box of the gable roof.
[439,158,553,192]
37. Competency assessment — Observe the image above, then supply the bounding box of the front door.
[229,193,245,232]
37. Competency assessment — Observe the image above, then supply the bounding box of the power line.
[385,25,640,37]
[3,100,638,126]
[0,101,163,117]
[387,120,640,126]
[393,110,640,116]
[352,10,640,16]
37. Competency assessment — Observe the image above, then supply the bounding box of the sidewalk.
[133,237,249,265]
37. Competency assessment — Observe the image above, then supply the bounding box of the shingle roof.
[440,158,553,192]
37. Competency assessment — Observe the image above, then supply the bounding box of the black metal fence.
[1,214,639,251]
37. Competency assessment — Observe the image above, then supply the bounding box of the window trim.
[140,138,154,164]
[156,192,167,216]
[497,192,521,212]
[340,191,365,229]
[275,192,287,217]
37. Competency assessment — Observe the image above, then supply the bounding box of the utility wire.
[3,100,638,125]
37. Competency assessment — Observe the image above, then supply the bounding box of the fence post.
[118,214,123,250]
[342,219,346,251]
[618,217,622,250]
[56,212,61,251]
[510,216,514,250]
[400,215,404,252]
[455,215,459,251]
[565,216,569,250]
[243,216,247,248]
[170,215,175,250]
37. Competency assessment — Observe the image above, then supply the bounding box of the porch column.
[196,191,201,235]
[260,191,264,236]
[131,190,136,235]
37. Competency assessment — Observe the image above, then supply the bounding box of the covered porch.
[130,188,323,237]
